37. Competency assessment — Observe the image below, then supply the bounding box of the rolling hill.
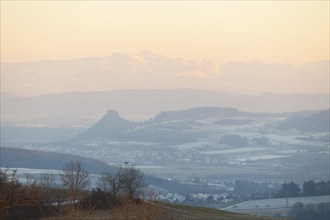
[278,110,330,132]
[2,89,329,127]
[0,147,115,174]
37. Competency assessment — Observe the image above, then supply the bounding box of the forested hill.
[72,107,247,143]
[152,107,242,121]
[2,90,329,127]
[278,110,330,132]
[72,107,329,144]
[0,147,115,174]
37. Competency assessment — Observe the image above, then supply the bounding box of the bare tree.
[39,173,57,206]
[97,169,121,198]
[97,165,146,202]
[39,173,56,189]
[118,165,147,200]
[60,160,89,204]
[97,170,109,193]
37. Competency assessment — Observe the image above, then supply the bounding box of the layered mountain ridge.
[75,107,329,143]
[2,90,329,127]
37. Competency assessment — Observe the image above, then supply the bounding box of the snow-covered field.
[222,195,330,217]
[2,112,329,182]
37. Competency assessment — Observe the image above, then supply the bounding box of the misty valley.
[1,103,329,218]
[2,1,329,219]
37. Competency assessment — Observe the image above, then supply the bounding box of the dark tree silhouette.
[280,181,301,197]
[60,160,89,204]
[98,169,121,197]
[118,165,147,200]
[303,180,316,196]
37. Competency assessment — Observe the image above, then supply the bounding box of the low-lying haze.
[1,51,329,96]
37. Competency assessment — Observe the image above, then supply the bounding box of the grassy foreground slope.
[41,202,276,220]
[159,202,276,220]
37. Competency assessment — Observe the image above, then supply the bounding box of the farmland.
[222,195,330,217]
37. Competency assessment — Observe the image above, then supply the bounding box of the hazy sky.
[1,1,329,64]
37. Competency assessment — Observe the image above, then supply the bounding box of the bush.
[0,169,41,220]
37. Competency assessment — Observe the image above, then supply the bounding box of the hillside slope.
[160,202,276,220]
[40,202,276,220]
[2,90,329,126]
[0,147,115,174]
[278,110,330,132]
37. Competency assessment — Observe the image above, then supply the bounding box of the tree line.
[0,160,166,220]
[277,180,330,198]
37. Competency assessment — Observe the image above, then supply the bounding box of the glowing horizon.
[1,1,329,65]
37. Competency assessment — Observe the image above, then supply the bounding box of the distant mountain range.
[74,107,329,143]
[1,51,329,96]
[75,109,198,144]
[75,107,252,143]
[2,89,329,127]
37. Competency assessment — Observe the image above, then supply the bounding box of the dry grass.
[40,200,168,220]
[41,201,278,220]
[158,202,278,220]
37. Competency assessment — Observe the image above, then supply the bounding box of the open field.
[222,195,330,217]
[158,202,276,220]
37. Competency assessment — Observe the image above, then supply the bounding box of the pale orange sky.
[1,1,329,64]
